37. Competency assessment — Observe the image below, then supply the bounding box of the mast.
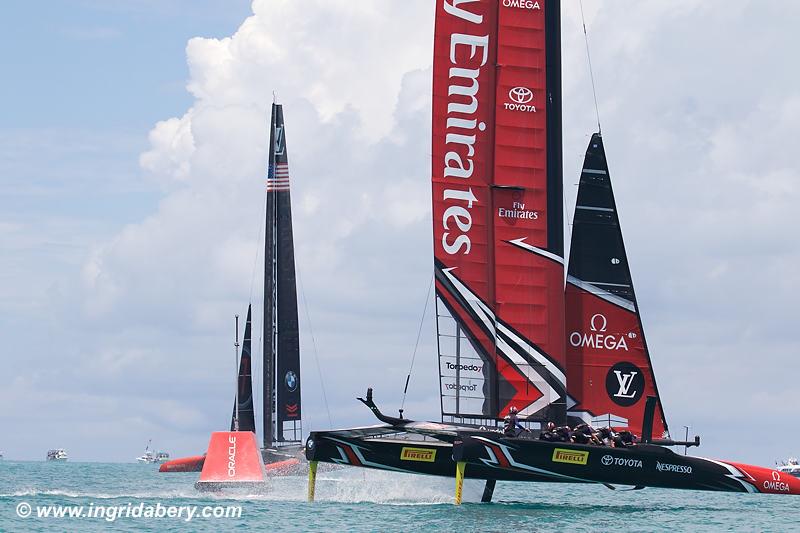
[264,106,277,449]
[234,313,239,431]
[432,0,566,426]
[564,133,668,437]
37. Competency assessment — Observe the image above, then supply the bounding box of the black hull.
[306,429,800,495]
[306,433,573,483]
[457,434,748,492]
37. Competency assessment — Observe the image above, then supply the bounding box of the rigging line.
[401,272,435,411]
[245,184,269,442]
[249,189,268,303]
[296,266,333,429]
[579,0,602,134]
[563,179,572,234]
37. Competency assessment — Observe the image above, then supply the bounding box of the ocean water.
[0,461,796,532]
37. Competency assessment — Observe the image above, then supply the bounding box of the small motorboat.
[46,449,68,462]
[136,440,170,464]
[777,458,800,478]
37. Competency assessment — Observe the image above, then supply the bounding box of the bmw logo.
[285,371,298,392]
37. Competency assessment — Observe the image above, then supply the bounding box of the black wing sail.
[265,103,302,446]
[564,133,668,438]
[231,304,256,432]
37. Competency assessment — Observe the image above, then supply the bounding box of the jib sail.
[565,133,668,438]
[264,103,302,447]
[433,0,567,424]
[231,304,256,432]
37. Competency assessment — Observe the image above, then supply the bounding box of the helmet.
[546,422,556,430]
[509,406,518,414]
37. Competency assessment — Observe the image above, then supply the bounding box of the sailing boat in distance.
[261,102,304,460]
[162,102,306,483]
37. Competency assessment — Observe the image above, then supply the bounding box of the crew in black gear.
[553,425,572,442]
[570,423,592,444]
[613,430,638,447]
[539,422,558,441]
[596,427,615,447]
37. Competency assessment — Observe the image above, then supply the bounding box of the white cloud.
[139,115,195,183]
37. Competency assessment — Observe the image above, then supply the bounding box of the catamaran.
[303,0,800,501]
[161,103,307,486]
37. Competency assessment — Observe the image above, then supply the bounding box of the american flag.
[266,163,290,192]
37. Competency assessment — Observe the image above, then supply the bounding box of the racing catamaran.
[303,0,800,501]
[161,103,305,481]
[262,102,304,460]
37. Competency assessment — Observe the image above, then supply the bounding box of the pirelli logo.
[400,447,437,463]
[552,448,589,465]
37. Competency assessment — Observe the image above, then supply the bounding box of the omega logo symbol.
[590,313,607,332]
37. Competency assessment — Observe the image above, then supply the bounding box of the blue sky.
[1,0,250,222]
[1,0,250,129]
[1,0,799,467]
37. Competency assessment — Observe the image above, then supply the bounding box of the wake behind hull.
[306,429,800,495]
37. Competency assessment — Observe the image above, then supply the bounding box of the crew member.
[539,421,558,441]
[553,424,572,442]
[570,423,593,444]
[613,430,638,447]
[503,406,529,437]
[596,427,615,447]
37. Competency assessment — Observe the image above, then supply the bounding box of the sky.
[1,0,798,466]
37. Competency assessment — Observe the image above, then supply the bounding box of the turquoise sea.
[0,460,796,532]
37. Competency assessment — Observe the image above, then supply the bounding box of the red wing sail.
[433,0,566,423]
[565,133,668,438]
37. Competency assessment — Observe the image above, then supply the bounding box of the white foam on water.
[209,467,485,505]
[1,466,484,505]
[1,488,205,500]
